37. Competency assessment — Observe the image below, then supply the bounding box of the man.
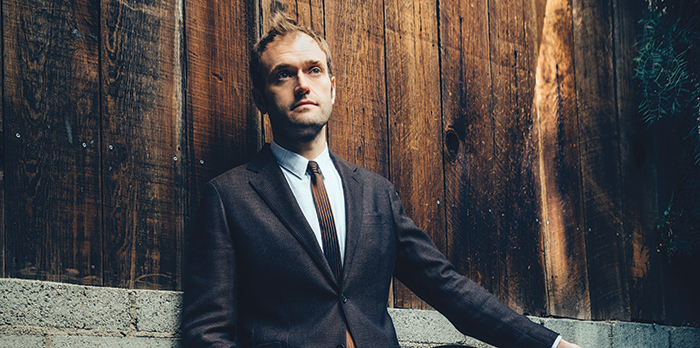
[182,13,583,348]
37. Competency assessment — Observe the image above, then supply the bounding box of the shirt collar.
[270,141,333,180]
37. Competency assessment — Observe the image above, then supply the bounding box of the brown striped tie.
[307,161,342,282]
[307,161,355,348]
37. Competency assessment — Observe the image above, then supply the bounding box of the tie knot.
[307,161,321,175]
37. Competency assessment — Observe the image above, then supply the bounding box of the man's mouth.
[293,100,316,110]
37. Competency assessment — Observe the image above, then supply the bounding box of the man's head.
[251,13,336,149]
[250,13,333,93]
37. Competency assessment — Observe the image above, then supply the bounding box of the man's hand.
[558,339,583,348]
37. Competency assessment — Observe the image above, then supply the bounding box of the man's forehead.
[261,33,327,68]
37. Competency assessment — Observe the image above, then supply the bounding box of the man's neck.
[273,131,327,160]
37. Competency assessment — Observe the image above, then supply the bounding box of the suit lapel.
[247,146,337,285]
[331,153,365,285]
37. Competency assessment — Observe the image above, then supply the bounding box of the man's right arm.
[182,181,238,347]
[387,181,560,348]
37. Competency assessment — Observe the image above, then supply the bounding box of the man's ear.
[330,76,336,105]
[252,88,268,114]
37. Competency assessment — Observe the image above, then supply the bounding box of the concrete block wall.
[1,278,699,348]
[0,279,181,347]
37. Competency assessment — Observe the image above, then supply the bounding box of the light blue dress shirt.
[271,141,347,265]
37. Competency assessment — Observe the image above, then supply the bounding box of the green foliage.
[634,3,700,164]
[635,1,700,264]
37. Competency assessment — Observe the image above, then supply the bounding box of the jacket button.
[340,293,348,303]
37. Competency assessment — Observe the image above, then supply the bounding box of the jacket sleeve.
[389,185,559,348]
[182,181,238,347]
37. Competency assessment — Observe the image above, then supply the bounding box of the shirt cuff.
[551,335,563,348]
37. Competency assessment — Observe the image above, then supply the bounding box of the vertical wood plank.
[101,0,184,290]
[440,0,498,294]
[654,117,700,326]
[534,0,591,318]
[663,263,700,326]
[3,0,102,285]
[325,0,388,177]
[385,0,443,310]
[261,0,324,34]
[613,0,663,324]
[654,103,700,326]
[573,0,630,320]
[489,0,547,315]
[186,0,258,251]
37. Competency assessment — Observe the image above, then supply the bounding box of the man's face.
[255,33,336,145]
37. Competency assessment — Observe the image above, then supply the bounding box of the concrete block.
[398,344,433,348]
[132,289,182,333]
[669,326,700,348]
[0,334,44,348]
[541,317,612,348]
[612,321,669,348]
[389,308,466,345]
[1,278,131,331]
[51,336,181,348]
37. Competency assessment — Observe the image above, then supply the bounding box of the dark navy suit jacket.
[182,144,559,348]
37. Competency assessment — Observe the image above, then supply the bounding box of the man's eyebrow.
[269,63,292,74]
[269,60,324,74]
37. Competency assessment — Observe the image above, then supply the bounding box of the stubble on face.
[257,33,336,150]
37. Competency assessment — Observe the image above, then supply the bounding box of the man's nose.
[294,72,311,95]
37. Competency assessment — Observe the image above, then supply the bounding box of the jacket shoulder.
[331,154,393,187]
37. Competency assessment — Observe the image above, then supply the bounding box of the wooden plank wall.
[2,0,698,326]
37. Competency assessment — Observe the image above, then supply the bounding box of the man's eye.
[310,67,321,74]
[276,71,291,79]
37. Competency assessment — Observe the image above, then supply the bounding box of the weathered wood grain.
[440,0,498,295]
[489,0,547,315]
[186,0,258,263]
[573,0,630,320]
[325,0,388,177]
[534,0,590,318]
[385,0,443,310]
[613,0,663,324]
[653,98,700,327]
[3,0,102,285]
[101,0,184,290]
[262,0,324,35]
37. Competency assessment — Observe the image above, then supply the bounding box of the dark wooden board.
[325,0,388,178]
[3,0,102,285]
[488,0,547,315]
[440,0,499,296]
[261,0,324,35]
[573,0,630,320]
[654,103,700,327]
[613,0,664,324]
[534,0,590,319]
[100,0,184,290]
[385,0,444,310]
[186,0,258,270]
